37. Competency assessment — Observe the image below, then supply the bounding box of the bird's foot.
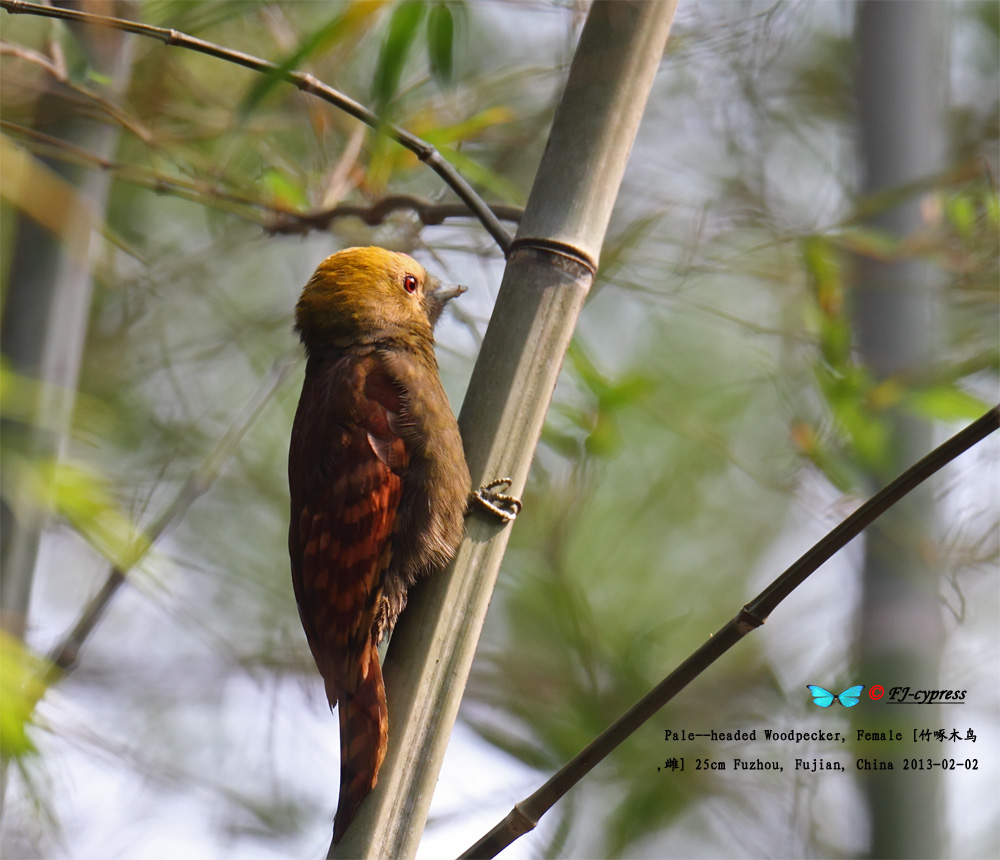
[471,478,522,523]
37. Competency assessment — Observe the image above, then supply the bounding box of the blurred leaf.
[803,233,869,459]
[819,314,852,369]
[364,125,396,192]
[554,342,652,460]
[945,190,976,237]
[3,454,150,572]
[583,411,621,458]
[813,360,894,476]
[866,377,905,412]
[839,406,891,474]
[600,375,650,411]
[803,236,854,370]
[802,235,843,316]
[0,631,49,761]
[430,145,522,202]
[260,168,309,209]
[87,70,113,87]
[372,0,427,115]
[367,105,515,193]
[0,136,98,262]
[418,105,515,145]
[790,419,857,491]
[427,2,455,86]
[567,339,610,400]
[976,0,1000,36]
[541,424,584,461]
[0,360,118,445]
[239,0,387,116]
[903,384,991,422]
[833,226,904,262]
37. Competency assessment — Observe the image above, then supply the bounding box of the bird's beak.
[433,283,467,303]
[425,281,467,326]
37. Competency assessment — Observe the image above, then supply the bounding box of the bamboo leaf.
[0,631,50,760]
[239,0,387,116]
[904,385,991,422]
[429,145,522,203]
[427,2,455,86]
[372,0,427,115]
[0,136,98,262]
[3,455,150,573]
[260,167,309,209]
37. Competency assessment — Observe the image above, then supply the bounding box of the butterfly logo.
[807,685,864,708]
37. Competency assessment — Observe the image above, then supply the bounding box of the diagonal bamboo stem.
[332,2,680,856]
[460,405,999,858]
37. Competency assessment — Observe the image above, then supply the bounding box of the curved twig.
[266,194,523,235]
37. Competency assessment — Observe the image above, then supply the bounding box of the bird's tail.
[333,645,388,844]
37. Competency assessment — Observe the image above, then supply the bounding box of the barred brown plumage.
[288,247,470,842]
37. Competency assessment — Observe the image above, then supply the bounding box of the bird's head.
[294,246,465,354]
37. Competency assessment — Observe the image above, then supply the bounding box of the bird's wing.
[288,351,408,703]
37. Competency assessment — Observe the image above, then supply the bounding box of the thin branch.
[3,121,523,234]
[265,195,523,235]
[746,411,1000,620]
[45,356,298,680]
[0,39,156,144]
[460,405,1000,859]
[2,119,275,224]
[0,0,514,253]
[0,38,59,72]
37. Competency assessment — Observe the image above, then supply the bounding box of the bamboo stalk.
[331,3,679,857]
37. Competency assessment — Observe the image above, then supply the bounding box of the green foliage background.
[1,2,996,858]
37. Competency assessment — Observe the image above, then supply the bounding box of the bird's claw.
[472,478,522,523]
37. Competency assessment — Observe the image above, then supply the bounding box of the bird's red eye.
[403,274,418,294]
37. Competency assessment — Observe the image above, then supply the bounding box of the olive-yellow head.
[294,246,464,355]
